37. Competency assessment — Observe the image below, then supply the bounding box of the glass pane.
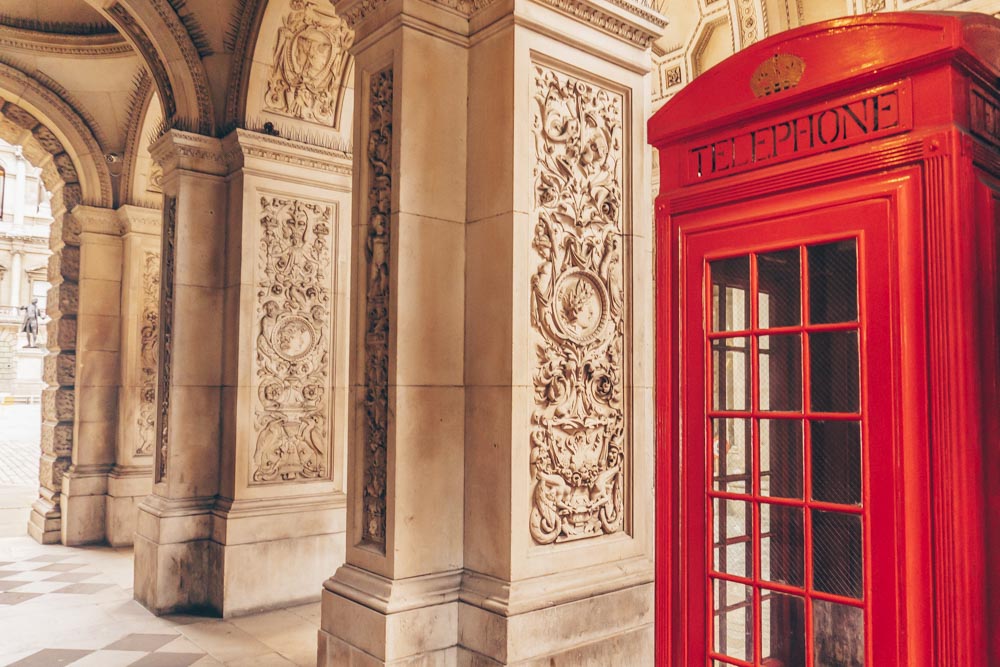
[809,331,860,414]
[760,419,803,499]
[713,498,752,578]
[759,334,802,411]
[713,419,750,494]
[761,504,804,587]
[713,579,753,663]
[711,257,750,332]
[812,510,864,599]
[814,600,865,666]
[808,240,858,324]
[713,338,749,411]
[762,592,806,667]
[811,421,862,505]
[757,248,801,328]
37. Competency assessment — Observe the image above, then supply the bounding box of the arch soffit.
[94,0,215,135]
[121,69,157,205]
[224,0,269,130]
[0,62,113,209]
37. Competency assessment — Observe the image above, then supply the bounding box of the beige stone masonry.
[319,0,663,662]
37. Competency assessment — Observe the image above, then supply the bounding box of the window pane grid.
[707,240,867,667]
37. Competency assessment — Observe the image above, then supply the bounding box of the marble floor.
[0,536,321,666]
[0,535,322,666]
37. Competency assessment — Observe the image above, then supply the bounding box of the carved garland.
[155,196,177,482]
[529,64,627,544]
[264,1,354,128]
[361,68,392,548]
[252,196,333,483]
[136,250,160,457]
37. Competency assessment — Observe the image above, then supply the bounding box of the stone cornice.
[334,0,664,47]
[149,129,228,179]
[117,205,162,236]
[223,129,353,180]
[324,564,463,614]
[0,25,133,57]
[72,205,121,236]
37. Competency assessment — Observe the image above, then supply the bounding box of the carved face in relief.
[272,315,316,362]
[552,271,609,345]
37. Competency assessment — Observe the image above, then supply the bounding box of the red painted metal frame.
[651,12,1000,667]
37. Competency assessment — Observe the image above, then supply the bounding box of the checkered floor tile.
[0,554,112,606]
[5,635,204,666]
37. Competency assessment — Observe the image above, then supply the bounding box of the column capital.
[117,205,161,237]
[221,129,353,187]
[70,205,120,236]
[333,0,666,50]
[149,129,228,183]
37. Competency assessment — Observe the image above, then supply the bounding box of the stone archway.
[0,78,114,544]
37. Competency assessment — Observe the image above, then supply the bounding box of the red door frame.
[655,172,931,666]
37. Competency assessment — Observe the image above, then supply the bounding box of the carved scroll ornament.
[264,0,354,128]
[362,69,392,548]
[155,196,177,482]
[529,64,627,544]
[136,250,160,456]
[253,196,333,483]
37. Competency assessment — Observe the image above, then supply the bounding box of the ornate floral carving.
[361,69,392,548]
[155,197,176,482]
[136,251,160,457]
[252,196,333,483]
[147,163,164,194]
[264,1,353,128]
[529,64,627,544]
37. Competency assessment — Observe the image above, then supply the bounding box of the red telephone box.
[649,12,1000,666]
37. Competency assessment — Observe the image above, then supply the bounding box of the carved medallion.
[252,196,333,483]
[264,0,354,128]
[530,64,628,544]
[361,68,392,549]
[136,250,160,457]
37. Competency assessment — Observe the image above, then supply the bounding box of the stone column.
[108,205,160,547]
[29,202,80,545]
[211,129,351,616]
[60,205,123,546]
[318,5,468,663]
[9,250,21,305]
[134,131,229,614]
[461,6,661,661]
[319,0,663,662]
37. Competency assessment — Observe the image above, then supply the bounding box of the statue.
[18,298,42,348]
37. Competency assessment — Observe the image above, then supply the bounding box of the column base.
[27,492,61,544]
[106,465,153,546]
[455,625,653,666]
[60,464,112,545]
[318,565,462,666]
[135,494,346,617]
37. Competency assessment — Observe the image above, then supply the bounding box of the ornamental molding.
[118,205,163,236]
[361,67,392,549]
[337,0,498,29]
[136,250,160,457]
[223,129,353,178]
[107,3,177,128]
[71,205,122,236]
[529,63,628,545]
[0,26,133,57]
[154,196,177,482]
[148,0,214,133]
[264,1,354,129]
[252,195,334,483]
[149,130,228,178]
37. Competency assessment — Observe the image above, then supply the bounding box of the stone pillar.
[318,7,468,663]
[60,205,123,546]
[108,205,160,546]
[134,131,228,614]
[9,250,21,305]
[211,129,351,616]
[29,202,80,545]
[461,8,660,661]
[319,0,663,662]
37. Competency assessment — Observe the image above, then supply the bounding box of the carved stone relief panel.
[529,63,628,544]
[136,250,160,457]
[252,196,334,483]
[264,0,354,128]
[155,197,176,482]
[361,68,392,548]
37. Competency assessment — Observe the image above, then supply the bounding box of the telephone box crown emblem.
[750,53,805,98]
